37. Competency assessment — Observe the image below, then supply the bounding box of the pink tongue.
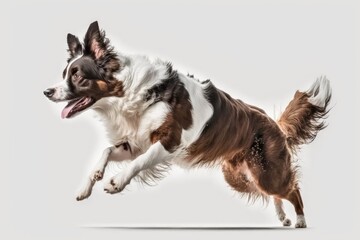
[61,98,83,119]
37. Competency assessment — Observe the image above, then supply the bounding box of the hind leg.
[222,160,265,201]
[255,166,306,228]
[245,132,307,227]
[284,189,307,228]
[274,197,292,226]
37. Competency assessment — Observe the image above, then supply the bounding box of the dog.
[44,21,331,228]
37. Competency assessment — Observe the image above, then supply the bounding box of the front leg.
[104,142,170,194]
[76,143,133,201]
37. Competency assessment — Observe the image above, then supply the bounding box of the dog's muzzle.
[43,88,55,98]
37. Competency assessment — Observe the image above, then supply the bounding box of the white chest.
[96,99,170,153]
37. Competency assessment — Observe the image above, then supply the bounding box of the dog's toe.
[283,218,292,227]
[110,179,116,186]
[104,180,120,194]
[295,222,307,228]
[93,170,103,181]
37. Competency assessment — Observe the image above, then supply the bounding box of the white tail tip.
[307,76,332,108]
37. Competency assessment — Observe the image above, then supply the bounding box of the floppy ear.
[84,21,108,60]
[67,33,82,58]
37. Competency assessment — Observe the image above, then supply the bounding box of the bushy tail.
[277,76,332,152]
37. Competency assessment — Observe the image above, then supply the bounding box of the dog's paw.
[76,186,92,201]
[104,176,128,194]
[282,218,292,227]
[76,178,95,201]
[91,169,104,181]
[295,215,307,228]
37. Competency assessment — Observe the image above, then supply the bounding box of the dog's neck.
[92,54,171,120]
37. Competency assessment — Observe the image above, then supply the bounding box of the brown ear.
[84,21,107,60]
[67,33,82,58]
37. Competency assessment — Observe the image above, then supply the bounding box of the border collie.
[44,21,331,228]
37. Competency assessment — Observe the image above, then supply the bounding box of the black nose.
[43,88,55,98]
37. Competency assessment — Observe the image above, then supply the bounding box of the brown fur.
[96,80,108,91]
[150,67,193,152]
[277,90,331,152]
[183,82,330,221]
[150,114,183,151]
[106,79,124,97]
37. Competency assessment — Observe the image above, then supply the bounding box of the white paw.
[295,215,307,228]
[283,218,292,226]
[76,185,92,201]
[104,176,128,194]
[278,213,286,222]
[76,178,94,201]
[91,169,104,181]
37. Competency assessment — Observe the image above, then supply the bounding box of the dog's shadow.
[84,225,298,231]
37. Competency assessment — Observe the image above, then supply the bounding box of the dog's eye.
[71,67,78,76]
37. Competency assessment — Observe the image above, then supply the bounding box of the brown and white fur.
[44,21,332,228]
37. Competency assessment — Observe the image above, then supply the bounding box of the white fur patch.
[295,215,307,228]
[137,102,171,146]
[50,80,70,101]
[274,198,292,226]
[307,76,331,108]
[180,74,213,146]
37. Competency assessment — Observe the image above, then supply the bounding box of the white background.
[1,0,359,239]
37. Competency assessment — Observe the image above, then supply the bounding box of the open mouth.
[61,97,96,119]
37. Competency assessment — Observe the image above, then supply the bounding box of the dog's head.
[44,21,124,118]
